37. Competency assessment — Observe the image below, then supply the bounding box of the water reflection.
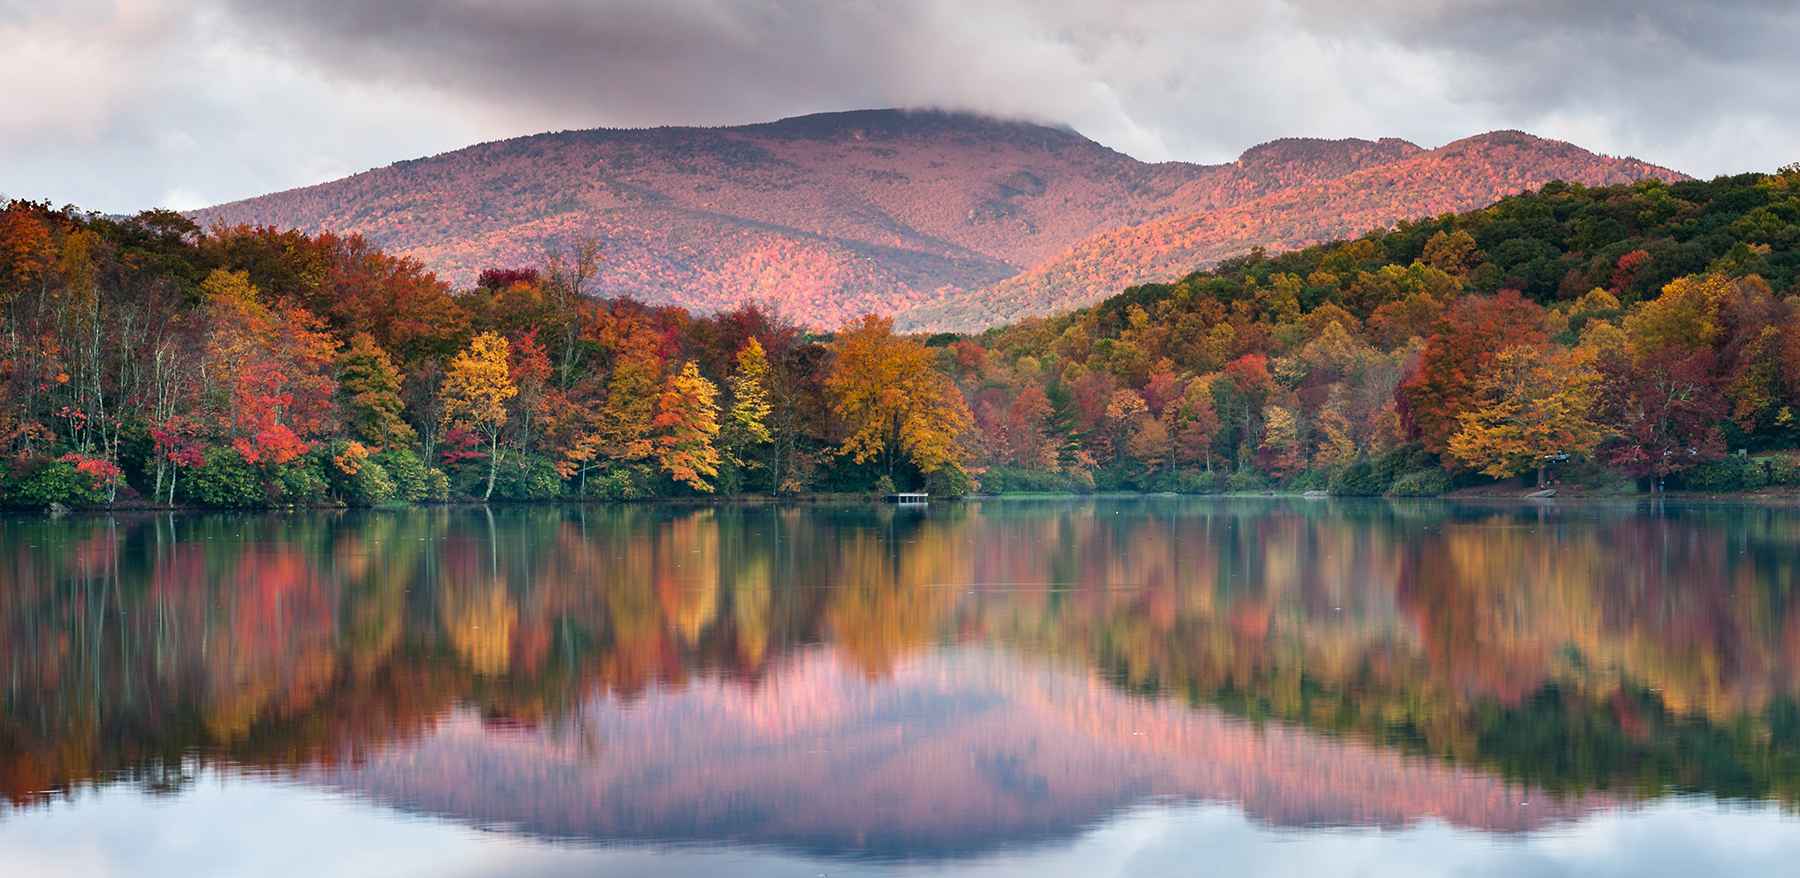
[4,499,1800,869]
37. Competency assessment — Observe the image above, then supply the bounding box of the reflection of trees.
[827,513,963,677]
[5,500,1800,810]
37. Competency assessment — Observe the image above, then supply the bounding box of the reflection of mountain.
[323,647,1597,858]
[5,500,1800,853]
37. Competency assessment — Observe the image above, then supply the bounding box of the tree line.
[960,167,1800,494]
[2,166,1798,508]
[0,206,968,507]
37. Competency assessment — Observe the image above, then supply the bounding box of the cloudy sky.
[5,0,1797,214]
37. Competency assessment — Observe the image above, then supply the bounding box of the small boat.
[884,492,930,505]
[1524,488,1557,499]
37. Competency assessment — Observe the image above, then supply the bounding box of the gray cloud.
[4,0,1797,214]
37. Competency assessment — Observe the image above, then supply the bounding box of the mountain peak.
[742,108,1088,142]
[1237,136,1421,164]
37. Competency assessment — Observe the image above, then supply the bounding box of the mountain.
[895,131,1686,330]
[191,111,1683,330]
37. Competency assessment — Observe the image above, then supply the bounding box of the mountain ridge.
[895,128,1685,330]
[190,109,1684,330]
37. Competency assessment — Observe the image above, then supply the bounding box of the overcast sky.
[5,0,1797,214]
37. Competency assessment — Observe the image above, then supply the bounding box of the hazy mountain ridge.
[191,110,1682,329]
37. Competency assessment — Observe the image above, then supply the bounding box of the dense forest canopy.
[1,166,1798,508]
[964,168,1800,494]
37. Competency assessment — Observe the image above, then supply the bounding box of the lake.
[4,497,1800,876]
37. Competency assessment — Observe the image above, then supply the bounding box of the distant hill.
[895,132,1686,330]
[191,111,1683,330]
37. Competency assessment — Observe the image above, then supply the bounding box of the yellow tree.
[825,315,971,482]
[1312,405,1358,471]
[654,361,722,492]
[1256,405,1304,478]
[440,332,517,499]
[1447,345,1606,486]
[721,338,774,485]
[1623,273,1731,354]
[1126,416,1171,477]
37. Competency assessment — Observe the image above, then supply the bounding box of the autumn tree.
[337,332,416,448]
[1172,376,1221,471]
[1446,345,1606,486]
[1311,405,1358,471]
[201,269,339,466]
[1398,291,1547,454]
[1420,229,1480,278]
[654,361,722,492]
[1126,416,1171,477]
[591,307,662,466]
[440,332,517,500]
[825,315,971,482]
[506,330,553,458]
[1104,388,1150,463]
[1256,405,1304,478]
[720,338,774,488]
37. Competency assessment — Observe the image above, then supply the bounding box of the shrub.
[1681,455,1769,492]
[1283,468,1331,492]
[1387,468,1451,497]
[341,458,397,506]
[1090,462,1141,492]
[1224,467,1271,493]
[493,455,564,501]
[270,454,330,505]
[925,465,974,498]
[1329,459,1386,496]
[977,466,1092,494]
[181,448,265,507]
[1329,445,1437,496]
[377,448,449,502]
[1169,469,1222,494]
[1765,454,1800,487]
[582,464,651,500]
[5,457,113,508]
[322,439,398,506]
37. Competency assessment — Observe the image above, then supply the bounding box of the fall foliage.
[186,111,1680,332]
[2,165,1799,508]
[440,332,517,499]
[825,315,972,480]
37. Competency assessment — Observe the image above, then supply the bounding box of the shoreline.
[10,487,1800,519]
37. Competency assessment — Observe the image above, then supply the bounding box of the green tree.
[721,338,774,489]
[337,332,416,449]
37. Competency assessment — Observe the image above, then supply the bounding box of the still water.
[4,498,1800,876]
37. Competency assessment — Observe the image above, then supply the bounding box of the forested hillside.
[188,110,1677,330]
[2,168,1797,510]
[897,131,1683,330]
[956,169,1800,494]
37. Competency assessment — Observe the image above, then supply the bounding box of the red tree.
[1397,291,1547,455]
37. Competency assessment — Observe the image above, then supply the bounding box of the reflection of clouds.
[7,782,1797,878]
